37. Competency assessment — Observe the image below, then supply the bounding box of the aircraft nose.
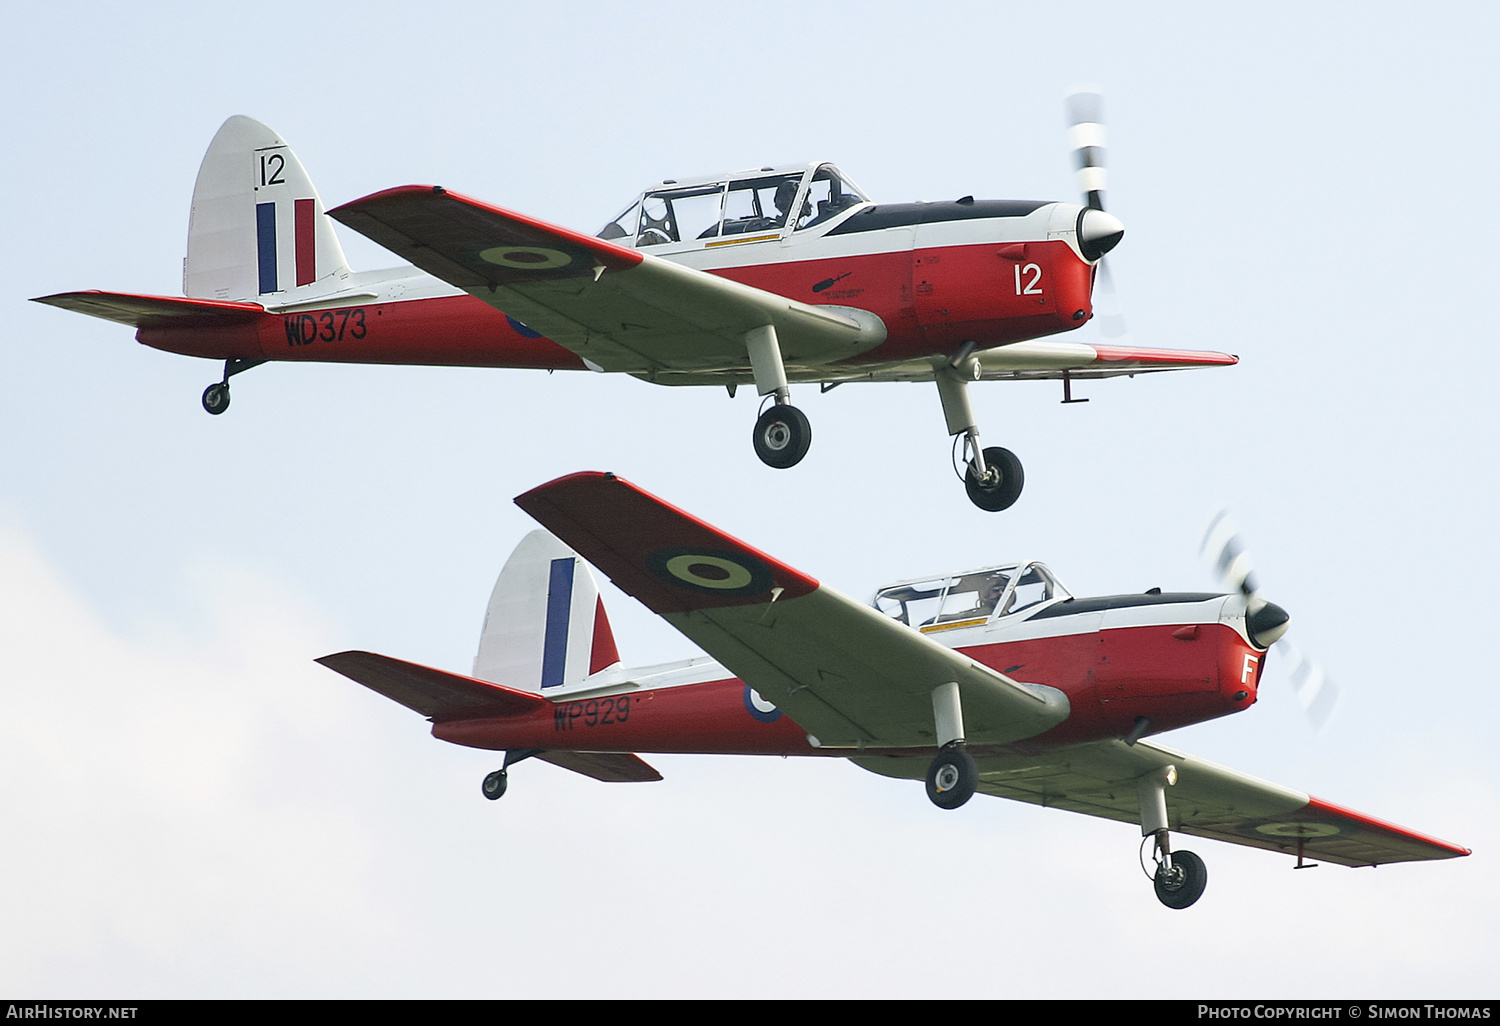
[1077,208,1125,261]
[1246,600,1291,649]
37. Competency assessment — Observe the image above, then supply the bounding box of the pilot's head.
[774,179,801,216]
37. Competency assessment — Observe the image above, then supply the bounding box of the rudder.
[474,530,622,692]
[184,115,352,303]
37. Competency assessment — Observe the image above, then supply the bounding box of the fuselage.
[136,197,1099,379]
[432,590,1267,758]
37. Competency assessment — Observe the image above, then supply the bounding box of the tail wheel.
[964,447,1024,512]
[752,404,812,469]
[202,382,230,415]
[481,769,508,801]
[1153,849,1208,909]
[925,747,978,810]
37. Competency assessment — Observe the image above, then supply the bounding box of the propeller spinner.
[1201,511,1338,728]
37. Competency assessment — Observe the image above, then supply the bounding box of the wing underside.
[855,740,1468,867]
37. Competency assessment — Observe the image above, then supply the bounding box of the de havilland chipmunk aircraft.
[34,100,1236,510]
[318,472,1468,909]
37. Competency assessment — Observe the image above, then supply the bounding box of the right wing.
[329,186,886,374]
[514,472,1070,750]
[855,738,1468,867]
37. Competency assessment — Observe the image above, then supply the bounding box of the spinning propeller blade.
[1201,511,1338,728]
[1065,92,1127,336]
[1066,90,1109,211]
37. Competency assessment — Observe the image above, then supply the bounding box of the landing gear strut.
[201,357,265,415]
[1137,764,1209,908]
[924,681,978,809]
[935,351,1025,512]
[481,748,542,801]
[746,324,812,469]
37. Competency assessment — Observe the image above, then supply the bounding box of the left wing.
[855,739,1469,867]
[514,472,1069,750]
[329,186,885,374]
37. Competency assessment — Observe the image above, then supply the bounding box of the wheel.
[964,446,1023,512]
[481,768,508,801]
[752,404,812,469]
[924,747,978,810]
[1153,849,1208,909]
[202,382,230,415]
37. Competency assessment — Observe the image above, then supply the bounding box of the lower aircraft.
[318,472,1468,909]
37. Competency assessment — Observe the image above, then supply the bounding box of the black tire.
[964,446,1023,512]
[482,769,508,801]
[1153,849,1208,909]
[925,747,978,810]
[752,404,812,469]
[202,382,230,416]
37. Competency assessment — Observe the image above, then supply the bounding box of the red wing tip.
[515,470,619,507]
[1090,345,1239,366]
[1305,795,1471,858]
[328,185,447,216]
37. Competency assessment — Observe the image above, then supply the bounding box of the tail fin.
[474,529,622,692]
[184,116,353,303]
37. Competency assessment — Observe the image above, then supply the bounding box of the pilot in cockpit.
[773,179,810,228]
[976,574,1012,617]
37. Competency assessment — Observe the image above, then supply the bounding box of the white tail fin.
[184,116,352,303]
[473,530,622,692]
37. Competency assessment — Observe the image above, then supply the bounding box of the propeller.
[1065,92,1127,337]
[1201,511,1339,729]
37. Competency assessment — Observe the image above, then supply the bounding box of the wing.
[329,186,885,374]
[854,739,1469,867]
[514,472,1070,750]
[638,339,1238,386]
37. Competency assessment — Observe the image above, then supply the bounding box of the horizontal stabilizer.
[537,750,663,783]
[32,290,263,329]
[317,650,549,720]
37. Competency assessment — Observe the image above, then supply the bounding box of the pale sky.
[4,1,1496,998]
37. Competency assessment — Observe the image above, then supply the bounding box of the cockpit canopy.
[598,162,869,248]
[873,562,1071,632]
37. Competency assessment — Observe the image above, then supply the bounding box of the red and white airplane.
[319,471,1469,910]
[34,102,1236,510]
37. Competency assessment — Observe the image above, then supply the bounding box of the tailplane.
[474,529,623,692]
[184,116,353,303]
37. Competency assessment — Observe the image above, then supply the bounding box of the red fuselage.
[432,602,1263,758]
[135,236,1095,372]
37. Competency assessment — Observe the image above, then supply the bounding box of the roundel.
[743,686,783,723]
[505,314,543,338]
[1253,821,1343,839]
[478,245,573,270]
[646,547,773,597]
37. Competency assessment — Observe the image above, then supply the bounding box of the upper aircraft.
[35,100,1235,510]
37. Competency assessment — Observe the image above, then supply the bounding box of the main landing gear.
[1137,765,1208,909]
[200,358,265,415]
[481,748,542,801]
[745,324,814,469]
[924,681,979,810]
[935,350,1025,512]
